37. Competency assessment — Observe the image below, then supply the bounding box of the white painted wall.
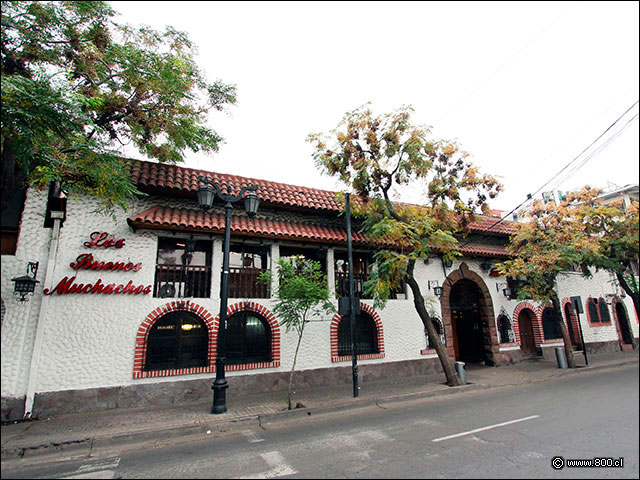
[1,190,637,399]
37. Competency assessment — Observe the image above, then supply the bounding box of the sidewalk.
[1,349,637,460]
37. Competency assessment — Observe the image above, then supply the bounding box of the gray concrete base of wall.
[539,339,621,361]
[2,356,446,422]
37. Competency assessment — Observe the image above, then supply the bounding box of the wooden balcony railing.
[154,265,212,298]
[228,267,270,299]
[335,272,372,300]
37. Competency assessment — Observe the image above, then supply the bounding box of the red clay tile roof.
[126,159,515,236]
[127,205,508,256]
[127,206,370,245]
[127,159,341,212]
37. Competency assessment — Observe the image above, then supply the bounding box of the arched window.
[338,312,378,356]
[145,311,208,370]
[226,311,271,364]
[541,308,562,340]
[587,298,600,323]
[497,314,515,344]
[598,300,611,323]
[425,317,446,349]
[587,297,612,324]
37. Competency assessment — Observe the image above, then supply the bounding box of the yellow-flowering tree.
[308,105,501,386]
[499,194,606,368]
[568,187,638,348]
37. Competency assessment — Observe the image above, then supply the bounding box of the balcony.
[154,265,212,298]
[228,267,270,299]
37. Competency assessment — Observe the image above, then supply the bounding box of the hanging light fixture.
[12,262,39,303]
[496,282,512,298]
[428,280,443,297]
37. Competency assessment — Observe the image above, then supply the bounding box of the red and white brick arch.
[512,301,542,347]
[133,300,280,379]
[133,300,217,379]
[561,297,582,347]
[330,302,385,363]
[221,301,281,372]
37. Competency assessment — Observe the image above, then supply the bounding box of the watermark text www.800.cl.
[551,456,624,470]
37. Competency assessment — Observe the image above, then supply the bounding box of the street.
[1,364,638,479]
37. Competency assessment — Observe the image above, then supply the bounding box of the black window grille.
[598,299,611,323]
[154,238,212,298]
[541,308,562,340]
[337,312,378,356]
[498,315,514,343]
[587,298,600,323]
[225,311,271,364]
[145,312,208,371]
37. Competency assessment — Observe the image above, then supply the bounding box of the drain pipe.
[23,210,64,419]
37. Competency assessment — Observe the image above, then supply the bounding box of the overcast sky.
[111,1,639,213]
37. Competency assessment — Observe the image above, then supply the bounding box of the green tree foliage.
[259,257,334,409]
[308,104,501,386]
[1,1,236,212]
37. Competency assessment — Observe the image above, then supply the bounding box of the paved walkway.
[1,349,637,460]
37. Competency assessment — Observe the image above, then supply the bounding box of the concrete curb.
[1,358,637,460]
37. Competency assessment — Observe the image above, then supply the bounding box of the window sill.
[331,353,384,363]
[420,348,437,355]
[134,360,280,379]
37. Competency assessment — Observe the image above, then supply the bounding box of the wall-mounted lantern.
[428,280,443,297]
[12,262,39,303]
[496,282,512,298]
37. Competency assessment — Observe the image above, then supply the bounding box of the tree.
[498,195,607,368]
[259,257,335,410]
[1,1,236,213]
[568,187,638,347]
[308,105,501,387]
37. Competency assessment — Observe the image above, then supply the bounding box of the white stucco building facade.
[2,160,637,421]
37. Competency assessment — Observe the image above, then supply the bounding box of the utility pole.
[345,193,358,397]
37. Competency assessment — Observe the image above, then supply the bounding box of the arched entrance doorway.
[450,279,488,364]
[614,302,634,349]
[517,309,537,355]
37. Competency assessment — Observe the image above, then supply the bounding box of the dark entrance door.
[518,309,536,354]
[450,279,487,363]
[615,303,634,347]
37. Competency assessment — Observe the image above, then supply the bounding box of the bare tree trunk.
[550,295,577,368]
[406,259,462,386]
[287,322,306,410]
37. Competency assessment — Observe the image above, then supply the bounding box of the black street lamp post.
[197,176,260,414]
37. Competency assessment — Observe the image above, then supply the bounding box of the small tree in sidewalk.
[259,257,334,410]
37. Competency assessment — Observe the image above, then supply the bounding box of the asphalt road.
[2,364,638,479]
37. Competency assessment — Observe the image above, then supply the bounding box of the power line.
[458,99,639,249]
[437,9,568,124]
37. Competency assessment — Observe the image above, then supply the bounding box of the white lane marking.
[57,458,121,479]
[234,451,297,479]
[242,429,265,443]
[60,471,116,479]
[431,415,540,443]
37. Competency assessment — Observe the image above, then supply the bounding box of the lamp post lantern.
[197,176,260,414]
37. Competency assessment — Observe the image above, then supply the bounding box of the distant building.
[596,183,639,211]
